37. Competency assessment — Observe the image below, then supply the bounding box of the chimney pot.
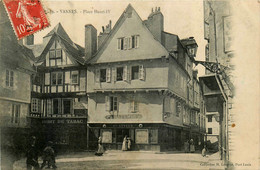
[102,26,105,32]
[155,7,157,11]
[158,7,160,12]
[152,8,153,13]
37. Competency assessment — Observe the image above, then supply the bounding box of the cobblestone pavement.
[13,150,225,170]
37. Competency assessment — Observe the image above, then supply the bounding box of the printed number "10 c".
[17,24,26,34]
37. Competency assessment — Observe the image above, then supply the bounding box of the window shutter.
[95,69,100,83]
[31,99,34,112]
[128,66,131,81]
[117,39,121,50]
[65,71,70,84]
[135,35,139,48]
[128,37,132,49]
[106,68,111,83]
[123,66,128,81]
[112,67,116,82]
[105,96,110,111]
[123,37,128,50]
[139,65,145,80]
[45,73,50,85]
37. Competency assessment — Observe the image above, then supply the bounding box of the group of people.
[184,138,208,157]
[122,136,131,151]
[26,136,57,170]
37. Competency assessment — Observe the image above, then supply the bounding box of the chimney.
[85,24,97,60]
[24,34,34,45]
[144,7,164,43]
[97,20,112,49]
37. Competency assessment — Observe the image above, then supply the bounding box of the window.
[131,35,139,48]
[176,102,181,117]
[31,98,41,113]
[6,70,14,87]
[106,96,118,112]
[117,38,124,50]
[71,71,79,84]
[100,69,106,82]
[11,104,20,123]
[48,41,62,66]
[131,66,139,80]
[116,67,123,81]
[208,115,212,122]
[130,100,138,113]
[63,99,71,114]
[117,35,139,50]
[208,128,212,134]
[149,129,158,144]
[51,72,63,85]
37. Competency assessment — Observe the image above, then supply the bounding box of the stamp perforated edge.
[1,0,51,40]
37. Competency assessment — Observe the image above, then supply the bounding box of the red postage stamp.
[2,0,49,39]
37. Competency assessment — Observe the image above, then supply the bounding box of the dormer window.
[48,41,63,66]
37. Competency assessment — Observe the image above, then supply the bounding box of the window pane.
[56,49,62,58]
[10,71,14,87]
[6,70,9,86]
[63,100,71,114]
[116,67,123,81]
[53,99,59,114]
[131,66,139,80]
[51,73,57,85]
[71,74,78,84]
[100,69,106,82]
[49,51,55,58]
[57,73,63,85]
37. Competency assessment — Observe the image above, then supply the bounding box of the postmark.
[2,0,49,39]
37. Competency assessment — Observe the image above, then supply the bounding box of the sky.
[34,0,206,75]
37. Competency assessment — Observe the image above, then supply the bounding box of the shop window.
[101,129,112,143]
[116,67,123,81]
[135,129,148,144]
[11,104,20,123]
[51,72,63,85]
[6,70,14,87]
[149,129,158,144]
[208,115,212,122]
[208,128,212,134]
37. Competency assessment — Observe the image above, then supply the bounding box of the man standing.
[26,136,40,170]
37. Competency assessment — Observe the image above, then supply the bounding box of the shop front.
[88,123,187,152]
[30,117,87,152]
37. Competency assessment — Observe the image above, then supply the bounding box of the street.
[13,150,225,170]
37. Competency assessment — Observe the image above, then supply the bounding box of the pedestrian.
[122,136,128,151]
[190,139,195,153]
[95,136,104,156]
[40,141,57,169]
[127,137,131,151]
[26,136,40,170]
[184,140,189,153]
[202,145,207,157]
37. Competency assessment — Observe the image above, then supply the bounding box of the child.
[40,141,57,169]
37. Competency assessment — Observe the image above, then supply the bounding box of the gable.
[90,5,168,64]
[42,36,79,67]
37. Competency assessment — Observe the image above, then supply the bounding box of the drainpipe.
[215,73,229,162]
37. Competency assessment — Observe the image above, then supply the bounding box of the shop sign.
[105,114,142,119]
[41,119,85,124]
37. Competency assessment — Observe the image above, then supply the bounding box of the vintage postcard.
[0,0,259,169]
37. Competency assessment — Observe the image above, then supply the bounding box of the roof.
[87,4,168,64]
[29,23,85,64]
